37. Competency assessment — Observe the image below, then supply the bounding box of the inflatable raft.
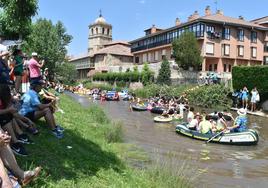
[154,116,173,123]
[175,123,259,145]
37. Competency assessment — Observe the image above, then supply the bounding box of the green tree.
[22,18,72,77]
[157,58,171,85]
[172,31,202,70]
[0,0,38,39]
[141,63,153,85]
[55,62,77,84]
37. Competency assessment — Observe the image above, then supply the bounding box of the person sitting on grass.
[19,80,64,138]
[228,108,247,132]
[39,87,64,113]
[0,130,41,186]
[0,84,31,156]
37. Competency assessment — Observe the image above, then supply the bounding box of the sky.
[37,0,268,56]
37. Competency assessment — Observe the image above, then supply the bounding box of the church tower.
[88,11,112,54]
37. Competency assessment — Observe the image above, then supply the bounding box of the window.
[162,49,166,56]
[142,54,147,62]
[206,43,214,55]
[237,45,244,57]
[206,25,215,39]
[251,31,257,43]
[214,64,217,71]
[222,27,230,40]
[237,29,244,41]
[264,42,268,52]
[209,64,212,71]
[251,47,257,58]
[91,28,94,35]
[264,56,268,65]
[224,64,227,72]
[229,64,232,72]
[96,28,98,34]
[222,44,230,56]
[102,28,105,34]
[155,51,159,61]
[148,53,152,62]
[107,29,110,35]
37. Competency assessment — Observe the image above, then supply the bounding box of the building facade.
[129,6,268,73]
[69,13,133,79]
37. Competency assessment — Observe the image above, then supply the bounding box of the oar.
[206,130,225,144]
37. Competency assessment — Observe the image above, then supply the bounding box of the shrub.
[93,72,142,83]
[185,84,232,109]
[157,58,171,85]
[232,66,268,100]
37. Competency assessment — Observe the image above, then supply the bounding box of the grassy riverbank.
[17,94,191,188]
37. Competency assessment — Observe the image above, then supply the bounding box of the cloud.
[139,0,146,4]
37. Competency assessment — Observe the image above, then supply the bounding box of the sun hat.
[31,52,38,56]
[237,108,247,116]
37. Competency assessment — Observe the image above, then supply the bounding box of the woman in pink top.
[28,52,45,83]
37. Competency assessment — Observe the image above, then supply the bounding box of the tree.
[157,58,171,85]
[22,18,72,78]
[0,0,38,39]
[172,31,202,70]
[141,63,153,85]
[55,62,77,84]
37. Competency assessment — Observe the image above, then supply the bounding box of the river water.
[67,92,268,188]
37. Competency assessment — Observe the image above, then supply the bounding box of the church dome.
[94,15,107,24]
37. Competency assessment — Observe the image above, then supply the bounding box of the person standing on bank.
[251,87,259,112]
[28,52,45,83]
[241,86,248,109]
[11,49,24,94]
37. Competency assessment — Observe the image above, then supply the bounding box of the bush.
[232,66,268,100]
[157,58,171,85]
[93,72,142,83]
[132,84,191,98]
[185,84,232,109]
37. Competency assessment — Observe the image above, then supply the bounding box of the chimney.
[238,15,244,20]
[188,14,193,22]
[205,6,211,16]
[216,10,224,15]
[191,11,199,19]
[175,18,180,26]
[151,24,157,34]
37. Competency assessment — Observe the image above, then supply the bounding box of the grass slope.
[17,94,191,188]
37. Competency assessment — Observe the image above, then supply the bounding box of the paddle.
[206,130,226,144]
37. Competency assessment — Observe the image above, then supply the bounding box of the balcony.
[206,31,221,40]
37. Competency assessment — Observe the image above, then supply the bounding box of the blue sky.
[37,0,267,56]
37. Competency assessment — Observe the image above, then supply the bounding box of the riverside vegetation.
[17,94,192,188]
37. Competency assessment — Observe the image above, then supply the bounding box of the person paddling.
[228,108,247,132]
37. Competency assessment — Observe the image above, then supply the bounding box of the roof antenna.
[99,9,102,17]
[214,0,218,12]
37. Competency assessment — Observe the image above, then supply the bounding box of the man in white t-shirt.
[187,107,195,123]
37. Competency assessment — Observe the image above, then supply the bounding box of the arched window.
[96,28,98,34]
[102,28,105,34]
[107,28,110,35]
[91,28,94,35]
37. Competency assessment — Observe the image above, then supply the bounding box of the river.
[67,92,268,188]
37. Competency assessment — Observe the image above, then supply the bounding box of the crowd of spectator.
[0,49,64,187]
